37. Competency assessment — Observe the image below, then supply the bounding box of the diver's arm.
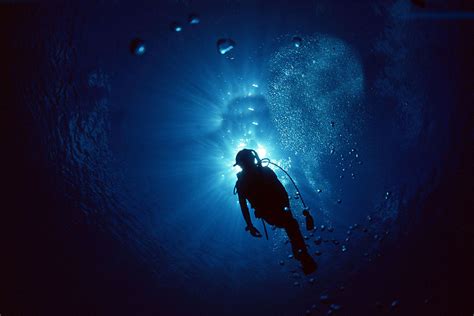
[238,194,262,238]
[238,194,253,228]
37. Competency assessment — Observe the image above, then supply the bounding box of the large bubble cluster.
[267,35,364,190]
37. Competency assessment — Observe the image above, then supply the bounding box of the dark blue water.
[1,1,472,315]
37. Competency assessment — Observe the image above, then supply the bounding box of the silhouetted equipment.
[303,208,315,231]
[259,157,315,231]
[233,149,317,274]
[233,150,316,232]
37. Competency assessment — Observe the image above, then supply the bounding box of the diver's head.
[233,148,260,170]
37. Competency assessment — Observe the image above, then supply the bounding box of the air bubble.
[330,304,341,311]
[314,236,322,245]
[320,295,330,303]
[217,38,236,55]
[170,22,183,32]
[292,36,302,48]
[130,38,146,56]
[188,14,200,25]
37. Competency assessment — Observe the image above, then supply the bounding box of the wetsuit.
[235,166,307,257]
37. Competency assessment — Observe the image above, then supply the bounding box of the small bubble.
[217,38,236,55]
[130,38,146,56]
[292,36,302,48]
[188,14,200,25]
[320,294,330,303]
[314,236,322,245]
[170,21,183,32]
[330,304,341,311]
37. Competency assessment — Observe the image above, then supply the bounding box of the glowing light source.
[256,144,267,158]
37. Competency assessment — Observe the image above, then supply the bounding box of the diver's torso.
[237,166,289,213]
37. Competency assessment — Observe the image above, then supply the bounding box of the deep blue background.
[1,1,473,315]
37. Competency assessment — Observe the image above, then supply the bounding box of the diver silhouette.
[233,149,317,275]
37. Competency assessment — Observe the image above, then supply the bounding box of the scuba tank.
[257,154,316,232]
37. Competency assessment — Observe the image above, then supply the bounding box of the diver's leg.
[280,213,307,257]
[282,213,317,274]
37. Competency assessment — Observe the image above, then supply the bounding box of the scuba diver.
[233,148,317,275]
